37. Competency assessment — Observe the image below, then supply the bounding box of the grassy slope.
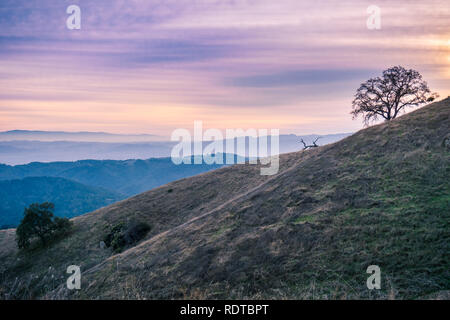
[1,98,449,299]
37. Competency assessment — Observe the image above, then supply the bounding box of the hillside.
[0,98,449,299]
[0,177,123,228]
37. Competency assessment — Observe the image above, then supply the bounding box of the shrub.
[16,202,73,249]
[103,221,125,250]
[53,216,73,235]
[103,220,151,253]
[123,221,151,244]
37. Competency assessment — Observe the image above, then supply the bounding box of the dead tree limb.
[300,137,321,150]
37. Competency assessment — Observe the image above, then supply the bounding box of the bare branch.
[300,137,321,150]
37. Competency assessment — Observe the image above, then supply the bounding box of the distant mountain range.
[0,140,175,165]
[0,130,164,143]
[0,131,351,228]
[0,132,351,165]
[0,157,226,196]
[0,156,226,228]
[0,177,123,228]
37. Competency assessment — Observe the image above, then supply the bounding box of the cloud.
[0,0,448,134]
[226,69,376,87]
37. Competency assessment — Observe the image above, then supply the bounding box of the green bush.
[16,202,73,249]
[103,220,151,253]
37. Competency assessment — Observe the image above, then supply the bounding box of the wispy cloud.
[226,69,376,87]
[0,0,448,135]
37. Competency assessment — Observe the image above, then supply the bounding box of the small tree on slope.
[16,202,72,249]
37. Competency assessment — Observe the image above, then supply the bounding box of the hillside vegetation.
[0,98,449,299]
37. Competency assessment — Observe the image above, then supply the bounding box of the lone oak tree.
[351,66,438,125]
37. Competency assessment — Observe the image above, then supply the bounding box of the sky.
[0,0,449,138]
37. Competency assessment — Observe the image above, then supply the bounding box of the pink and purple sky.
[0,0,449,137]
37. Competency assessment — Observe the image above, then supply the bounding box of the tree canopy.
[351,66,438,125]
[16,202,72,249]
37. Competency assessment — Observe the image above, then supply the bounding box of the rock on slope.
[1,98,449,299]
